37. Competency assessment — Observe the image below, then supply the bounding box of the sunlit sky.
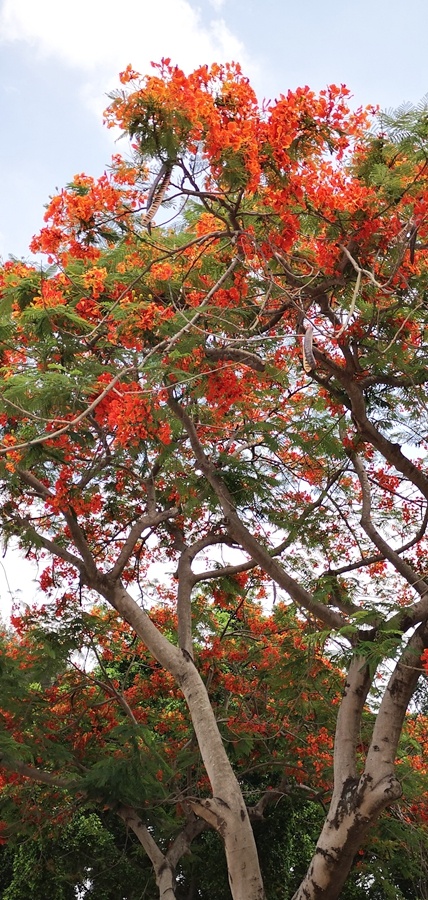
[0,0,427,617]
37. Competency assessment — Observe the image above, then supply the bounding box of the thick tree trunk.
[291,773,401,900]
[107,582,266,900]
[179,656,266,900]
[292,628,425,899]
[118,805,178,900]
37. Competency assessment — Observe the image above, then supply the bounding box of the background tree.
[0,605,426,899]
[1,60,428,899]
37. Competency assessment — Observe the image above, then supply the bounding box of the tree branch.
[109,507,179,580]
[205,347,265,372]
[16,518,88,576]
[351,451,428,598]
[168,394,345,630]
[166,810,208,868]
[333,655,371,788]
[364,622,428,791]
[0,754,80,792]
[324,497,428,577]
[117,805,177,899]
[18,469,99,580]
[345,378,428,502]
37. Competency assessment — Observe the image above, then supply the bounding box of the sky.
[0,0,427,617]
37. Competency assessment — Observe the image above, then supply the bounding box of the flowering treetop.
[1,60,428,900]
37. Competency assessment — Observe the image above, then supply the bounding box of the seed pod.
[302,324,316,374]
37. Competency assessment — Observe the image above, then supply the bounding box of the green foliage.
[2,74,428,900]
[0,811,153,900]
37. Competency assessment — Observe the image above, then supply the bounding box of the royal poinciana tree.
[0,603,346,898]
[1,60,428,899]
[0,606,426,900]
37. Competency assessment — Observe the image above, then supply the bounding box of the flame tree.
[1,60,428,899]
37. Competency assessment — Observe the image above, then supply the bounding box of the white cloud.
[0,0,258,135]
[0,0,253,77]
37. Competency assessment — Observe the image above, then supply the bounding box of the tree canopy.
[0,60,428,899]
